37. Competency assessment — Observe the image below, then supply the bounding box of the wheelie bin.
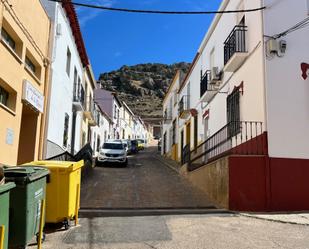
[4,167,49,249]
[23,160,84,230]
[0,182,16,249]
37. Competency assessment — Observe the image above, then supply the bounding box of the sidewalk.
[153,149,309,226]
[241,213,309,226]
[153,152,182,173]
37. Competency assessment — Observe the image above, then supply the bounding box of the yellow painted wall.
[180,156,229,209]
[0,0,50,165]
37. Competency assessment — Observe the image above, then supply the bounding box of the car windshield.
[137,139,144,143]
[103,143,123,150]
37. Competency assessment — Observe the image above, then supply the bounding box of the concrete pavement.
[29,214,309,249]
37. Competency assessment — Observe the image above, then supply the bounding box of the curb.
[240,213,309,226]
[79,208,232,218]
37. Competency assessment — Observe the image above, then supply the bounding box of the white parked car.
[97,140,128,166]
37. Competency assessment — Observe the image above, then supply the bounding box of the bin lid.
[0,182,16,194]
[4,166,49,184]
[23,160,84,172]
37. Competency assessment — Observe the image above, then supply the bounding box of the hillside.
[97,63,190,121]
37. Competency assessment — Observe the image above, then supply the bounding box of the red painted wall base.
[228,156,309,212]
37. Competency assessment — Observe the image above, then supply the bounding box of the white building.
[41,0,89,157]
[162,70,184,161]
[91,104,112,158]
[173,0,309,211]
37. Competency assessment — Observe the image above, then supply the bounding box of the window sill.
[0,103,16,116]
[24,66,42,85]
[0,38,23,64]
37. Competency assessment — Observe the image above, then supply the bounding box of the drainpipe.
[38,19,54,160]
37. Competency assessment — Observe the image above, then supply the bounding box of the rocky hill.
[98,63,190,121]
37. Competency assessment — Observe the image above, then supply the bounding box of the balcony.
[83,98,96,126]
[200,70,220,103]
[178,95,190,119]
[224,25,248,72]
[163,108,172,123]
[182,121,266,171]
[73,84,85,111]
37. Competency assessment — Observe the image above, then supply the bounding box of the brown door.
[186,122,191,147]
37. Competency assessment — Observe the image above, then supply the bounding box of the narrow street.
[80,145,215,210]
[26,146,309,249]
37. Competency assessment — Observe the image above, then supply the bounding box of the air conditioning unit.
[210,67,221,83]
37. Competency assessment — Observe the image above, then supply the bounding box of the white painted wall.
[264,0,309,159]
[177,0,266,158]
[92,110,112,157]
[162,72,180,155]
[42,2,85,157]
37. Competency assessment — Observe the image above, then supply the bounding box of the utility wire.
[274,16,309,38]
[48,0,266,15]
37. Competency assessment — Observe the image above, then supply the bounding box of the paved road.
[80,146,215,209]
[29,214,309,249]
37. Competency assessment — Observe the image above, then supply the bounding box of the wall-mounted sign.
[22,80,44,113]
[6,128,14,145]
[301,63,309,80]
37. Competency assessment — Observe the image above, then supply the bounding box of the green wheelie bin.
[0,182,16,249]
[4,167,49,249]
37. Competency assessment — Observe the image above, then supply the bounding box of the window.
[66,48,71,76]
[73,68,78,100]
[63,113,69,147]
[172,119,176,145]
[114,105,117,119]
[194,115,198,149]
[1,28,15,51]
[25,56,36,74]
[0,85,9,106]
[97,136,100,152]
[227,90,240,137]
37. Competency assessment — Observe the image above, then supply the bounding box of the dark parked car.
[130,140,139,154]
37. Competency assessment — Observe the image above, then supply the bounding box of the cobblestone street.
[80,146,215,210]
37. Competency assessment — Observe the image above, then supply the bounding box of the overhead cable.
[48,0,266,15]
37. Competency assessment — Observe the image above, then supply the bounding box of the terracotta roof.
[62,0,89,67]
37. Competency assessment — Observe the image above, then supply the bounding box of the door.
[180,129,184,164]
[186,122,191,147]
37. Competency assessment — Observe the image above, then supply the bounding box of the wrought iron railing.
[178,95,190,116]
[182,121,266,171]
[73,83,85,106]
[224,25,247,65]
[200,70,210,97]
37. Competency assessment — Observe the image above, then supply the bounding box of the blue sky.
[76,0,222,78]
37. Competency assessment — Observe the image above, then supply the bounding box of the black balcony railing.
[73,83,85,106]
[182,121,266,171]
[200,70,211,97]
[179,95,190,116]
[224,25,247,65]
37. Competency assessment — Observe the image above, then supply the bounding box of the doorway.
[17,105,38,164]
[186,122,191,147]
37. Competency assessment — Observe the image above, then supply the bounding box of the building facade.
[168,0,309,211]
[41,0,89,157]
[162,70,184,161]
[94,88,122,139]
[0,0,50,165]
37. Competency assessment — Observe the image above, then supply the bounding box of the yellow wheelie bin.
[23,160,84,230]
